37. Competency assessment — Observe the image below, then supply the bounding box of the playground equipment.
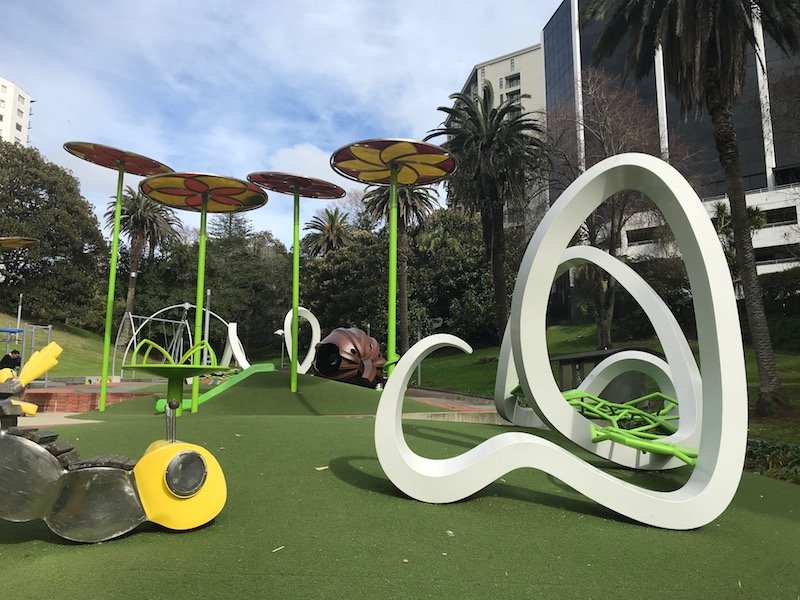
[64,141,173,412]
[248,172,344,392]
[114,303,251,378]
[281,306,322,375]
[374,153,747,530]
[330,139,456,375]
[139,172,267,412]
[0,341,227,542]
[314,327,386,387]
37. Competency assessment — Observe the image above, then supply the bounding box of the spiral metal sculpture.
[374,153,747,530]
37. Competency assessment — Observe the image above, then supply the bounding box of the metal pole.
[387,164,398,376]
[99,165,125,411]
[15,293,22,343]
[291,186,300,393]
[191,195,209,413]
[203,288,211,366]
[416,330,422,385]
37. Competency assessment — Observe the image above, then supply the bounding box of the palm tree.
[363,185,439,353]
[104,185,182,343]
[302,207,351,257]
[583,0,800,414]
[426,82,547,341]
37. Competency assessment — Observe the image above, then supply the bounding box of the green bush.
[745,438,800,484]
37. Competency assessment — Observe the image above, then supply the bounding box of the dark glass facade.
[542,0,800,197]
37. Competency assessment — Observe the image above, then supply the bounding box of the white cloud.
[1,0,561,245]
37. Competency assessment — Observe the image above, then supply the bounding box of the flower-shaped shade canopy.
[63,142,172,176]
[0,237,38,250]
[247,172,345,200]
[139,173,268,213]
[330,139,456,186]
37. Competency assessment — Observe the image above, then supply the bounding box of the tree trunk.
[117,234,146,348]
[398,222,410,354]
[480,199,508,342]
[707,86,787,415]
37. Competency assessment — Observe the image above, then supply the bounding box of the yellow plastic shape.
[133,440,227,531]
[10,399,38,415]
[0,368,15,383]
[19,342,63,387]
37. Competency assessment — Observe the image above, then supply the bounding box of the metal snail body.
[313,328,386,387]
[0,354,227,543]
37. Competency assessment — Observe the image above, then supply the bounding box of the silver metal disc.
[0,432,64,522]
[45,467,147,543]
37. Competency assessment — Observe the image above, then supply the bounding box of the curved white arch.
[220,322,251,369]
[117,302,232,375]
[496,244,701,469]
[283,307,322,375]
[377,154,747,529]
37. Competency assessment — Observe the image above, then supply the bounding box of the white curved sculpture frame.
[495,244,702,469]
[375,153,747,529]
[283,306,322,375]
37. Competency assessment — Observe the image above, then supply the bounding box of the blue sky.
[1,0,562,247]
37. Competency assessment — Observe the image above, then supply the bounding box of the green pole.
[291,187,300,393]
[191,195,209,413]
[98,165,125,412]
[387,164,398,376]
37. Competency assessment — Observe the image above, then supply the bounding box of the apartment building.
[0,77,32,146]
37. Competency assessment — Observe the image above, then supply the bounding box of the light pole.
[274,329,285,370]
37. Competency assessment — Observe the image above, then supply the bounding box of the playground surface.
[3,371,799,598]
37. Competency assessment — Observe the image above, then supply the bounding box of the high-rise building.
[455,44,545,119]
[540,0,800,273]
[0,77,32,147]
[450,45,548,230]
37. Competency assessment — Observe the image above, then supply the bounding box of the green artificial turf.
[85,370,448,421]
[2,384,798,599]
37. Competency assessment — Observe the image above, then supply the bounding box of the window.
[17,94,24,104]
[0,114,3,122]
[506,73,521,88]
[626,226,665,245]
[1,84,6,93]
[0,99,4,108]
[17,108,23,118]
[510,57,515,70]
[15,122,22,132]
[499,78,503,90]
[754,243,800,264]
[774,165,800,186]
[763,207,798,227]
[500,94,504,102]
[506,90,521,101]
[480,67,485,80]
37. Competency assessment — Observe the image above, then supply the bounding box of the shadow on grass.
[328,454,633,525]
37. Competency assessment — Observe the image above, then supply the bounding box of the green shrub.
[745,438,800,484]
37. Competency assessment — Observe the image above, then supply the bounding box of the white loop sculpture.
[283,306,322,375]
[374,153,747,529]
[495,244,702,469]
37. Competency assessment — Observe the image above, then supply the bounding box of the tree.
[583,0,800,414]
[209,213,254,241]
[411,208,497,344]
[302,207,351,257]
[302,228,388,343]
[711,201,766,277]
[105,185,182,343]
[547,68,700,348]
[363,185,439,353]
[426,82,547,341]
[0,141,106,329]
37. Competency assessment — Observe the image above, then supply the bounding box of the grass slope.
[2,404,797,599]
[89,370,448,419]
